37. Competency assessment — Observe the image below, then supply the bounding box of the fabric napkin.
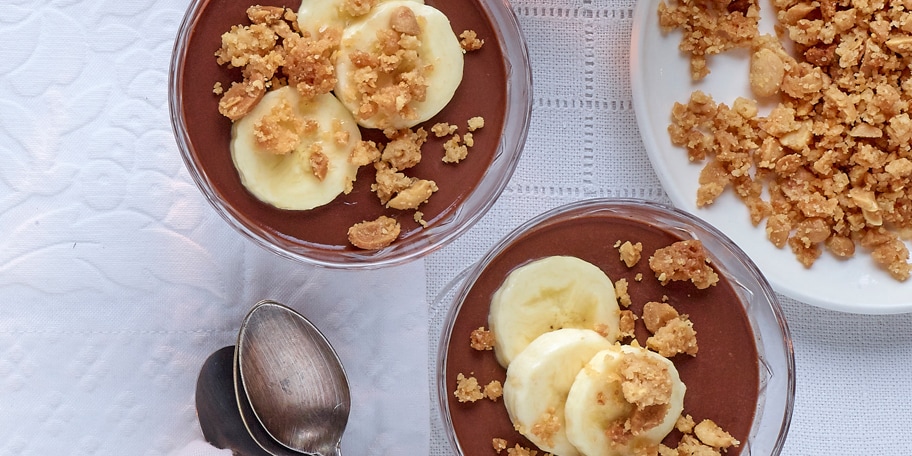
[0,1,429,455]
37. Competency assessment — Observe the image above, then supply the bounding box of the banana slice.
[489,256,621,368]
[231,86,362,210]
[333,1,464,129]
[564,345,685,456]
[297,0,424,38]
[503,328,616,456]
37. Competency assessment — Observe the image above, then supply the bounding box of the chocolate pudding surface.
[177,0,508,249]
[443,208,760,454]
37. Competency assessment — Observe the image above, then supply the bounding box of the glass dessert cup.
[169,0,532,268]
[432,198,795,455]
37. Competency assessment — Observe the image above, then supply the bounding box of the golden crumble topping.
[530,408,561,447]
[382,128,427,170]
[470,326,495,351]
[649,240,720,289]
[505,444,539,456]
[658,0,759,80]
[454,372,485,403]
[443,134,469,163]
[647,315,699,358]
[484,380,504,401]
[664,0,912,281]
[460,29,485,51]
[618,240,644,267]
[493,438,508,453]
[642,301,679,334]
[615,277,632,307]
[432,122,459,137]
[694,419,740,449]
[619,310,637,339]
[676,413,696,434]
[468,116,485,131]
[620,351,673,408]
[253,99,305,155]
[347,215,401,250]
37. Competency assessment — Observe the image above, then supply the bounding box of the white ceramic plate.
[630,1,912,313]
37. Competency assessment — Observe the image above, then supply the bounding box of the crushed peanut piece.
[647,315,698,358]
[619,310,637,339]
[470,327,495,351]
[618,240,643,267]
[484,380,504,401]
[694,419,740,449]
[530,408,560,448]
[649,240,719,289]
[347,215,401,250]
[665,0,912,281]
[460,29,485,51]
[493,438,508,453]
[615,278,631,307]
[642,301,679,334]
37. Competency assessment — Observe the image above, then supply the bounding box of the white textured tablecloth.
[3,0,912,455]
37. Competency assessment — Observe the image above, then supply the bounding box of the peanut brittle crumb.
[665,416,738,454]
[432,122,458,137]
[382,128,427,170]
[676,434,722,456]
[602,351,675,445]
[694,419,740,449]
[484,380,504,401]
[386,178,438,210]
[666,1,912,281]
[493,438,508,453]
[618,240,644,267]
[649,240,719,289]
[619,310,637,339]
[213,81,224,95]
[647,315,698,358]
[506,444,539,456]
[460,30,485,51]
[309,146,329,181]
[454,373,485,403]
[676,413,696,434]
[414,210,428,227]
[346,7,429,126]
[215,8,339,119]
[349,140,381,166]
[443,134,469,163]
[467,116,485,131]
[642,301,679,334]
[620,351,673,408]
[470,326,495,351]
[253,99,305,155]
[531,408,561,447]
[347,215,401,250]
[634,273,643,282]
[615,278,631,307]
[658,0,759,80]
[658,444,677,456]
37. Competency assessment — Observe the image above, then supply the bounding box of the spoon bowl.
[237,300,351,456]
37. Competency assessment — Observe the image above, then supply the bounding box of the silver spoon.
[237,300,351,456]
[194,347,324,456]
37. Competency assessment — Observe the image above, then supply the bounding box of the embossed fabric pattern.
[2,0,912,455]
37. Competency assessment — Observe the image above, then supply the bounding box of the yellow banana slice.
[564,345,686,456]
[503,328,615,456]
[489,256,621,368]
[231,86,361,210]
[297,0,424,38]
[333,1,464,129]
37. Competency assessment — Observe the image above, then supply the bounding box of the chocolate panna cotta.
[444,211,760,455]
[177,0,508,249]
